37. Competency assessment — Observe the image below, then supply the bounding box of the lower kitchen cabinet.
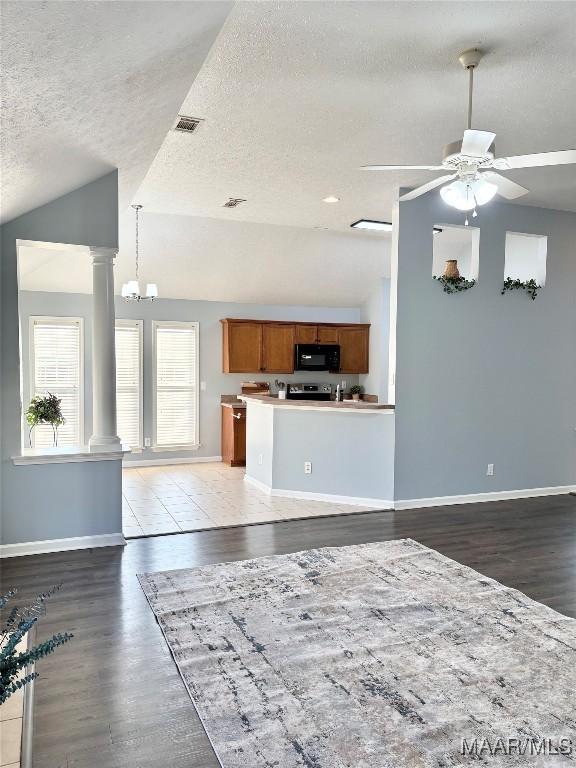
[221,405,246,466]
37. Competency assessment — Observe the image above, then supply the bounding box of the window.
[115,320,143,450]
[30,317,83,448]
[154,321,199,448]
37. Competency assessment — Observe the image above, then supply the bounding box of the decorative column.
[89,247,121,452]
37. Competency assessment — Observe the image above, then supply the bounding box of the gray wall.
[393,193,576,501]
[245,401,395,503]
[360,278,390,403]
[19,291,361,462]
[1,172,123,546]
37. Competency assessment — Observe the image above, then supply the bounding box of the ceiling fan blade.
[482,171,529,200]
[399,174,457,202]
[494,149,576,170]
[461,129,496,157]
[360,165,444,171]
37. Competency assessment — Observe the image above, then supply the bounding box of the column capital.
[90,247,118,264]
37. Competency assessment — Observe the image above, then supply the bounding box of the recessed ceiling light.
[350,219,392,232]
[323,196,340,203]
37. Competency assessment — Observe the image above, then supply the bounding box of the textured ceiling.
[0,0,233,223]
[137,1,576,231]
[19,214,389,307]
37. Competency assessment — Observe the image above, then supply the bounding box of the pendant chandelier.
[121,204,158,301]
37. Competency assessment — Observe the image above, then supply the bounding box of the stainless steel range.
[286,383,332,401]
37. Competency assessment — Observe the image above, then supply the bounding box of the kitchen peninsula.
[241,394,395,507]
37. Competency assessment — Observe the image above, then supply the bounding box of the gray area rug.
[139,539,576,767]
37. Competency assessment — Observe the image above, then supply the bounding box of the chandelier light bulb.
[145,283,158,299]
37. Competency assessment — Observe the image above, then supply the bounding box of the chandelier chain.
[134,204,140,281]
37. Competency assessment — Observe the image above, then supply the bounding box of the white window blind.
[115,320,142,449]
[154,322,199,448]
[30,317,83,448]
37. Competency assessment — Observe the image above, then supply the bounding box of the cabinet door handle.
[233,413,243,419]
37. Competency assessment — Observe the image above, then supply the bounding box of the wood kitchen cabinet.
[338,326,370,373]
[222,321,263,373]
[295,325,318,344]
[262,324,295,373]
[221,405,246,466]
[221,319,370,374]
[316,325,340,344]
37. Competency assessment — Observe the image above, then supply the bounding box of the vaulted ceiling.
[0,0,233,223]
[4,1,575,306]
[137,1,576,231]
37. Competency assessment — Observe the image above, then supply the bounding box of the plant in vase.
[1,585,73,704]
[26,393,65,447]
[349,385,364,402]
[433,259,476,294]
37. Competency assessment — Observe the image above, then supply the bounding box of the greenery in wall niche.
[433,275,476,294]
[501,277,540,300]
[0,585,73,704]
[26,392,65,447]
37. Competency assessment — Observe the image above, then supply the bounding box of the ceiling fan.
[361,49,576,221]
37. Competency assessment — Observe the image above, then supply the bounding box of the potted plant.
[1,586,73,766]
[25,393,65,447]
[349,384,364,402]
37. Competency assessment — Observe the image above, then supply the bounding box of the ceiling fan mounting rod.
[467,66,474,130]
[458,48,484,130]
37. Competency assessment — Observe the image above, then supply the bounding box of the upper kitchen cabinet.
[222,320,263,372]
[338,326,370,373]
[295,325,318,344]
[221,319,370,374]
[316,325,340,344]
[262,324,296,373]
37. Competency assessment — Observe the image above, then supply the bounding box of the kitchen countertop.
[221,401,247,409]
[239,394,394,412]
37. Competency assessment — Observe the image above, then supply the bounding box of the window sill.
[12,446,130,466]
[151,444,199,453]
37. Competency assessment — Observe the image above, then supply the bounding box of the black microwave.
[295,344,340,372]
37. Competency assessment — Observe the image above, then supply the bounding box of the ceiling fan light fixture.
[440,177,497,211]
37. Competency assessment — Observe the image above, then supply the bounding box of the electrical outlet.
[200,381,207,391]
[258,453,263,466]
[486,463,494,476]
[144,437,151,448]
[304,461,312,474]
[341,380,347,391]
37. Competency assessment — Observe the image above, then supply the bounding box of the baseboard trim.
[244,476,575,511]
[124,455,222,468]
[244,475,392,508]
[0,533,126,559]
[395,485,576,510]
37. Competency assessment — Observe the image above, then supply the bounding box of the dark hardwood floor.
[2,494,575,768]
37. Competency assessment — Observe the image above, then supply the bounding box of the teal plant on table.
[26,393,65,447]
[0,585,73,704]
[349,384,364,401]
[501,277,540,300]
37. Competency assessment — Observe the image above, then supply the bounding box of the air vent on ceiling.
[173,115,203,133]
[223,198,246,208]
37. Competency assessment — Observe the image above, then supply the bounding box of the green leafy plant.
[433,275,476,294]
[349,385,364,395]
[26,393,65,447]
[501,277,540,300]
[0,585,73,704]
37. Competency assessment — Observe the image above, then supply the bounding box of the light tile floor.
[122,462,377,538]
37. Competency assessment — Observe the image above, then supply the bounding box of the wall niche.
[504,232,547,285]
[432,225,479,293]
